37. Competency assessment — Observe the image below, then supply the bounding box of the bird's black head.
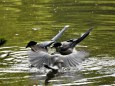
[26,41,37,48]
[53,42,62,47]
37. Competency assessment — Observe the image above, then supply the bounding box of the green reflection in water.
[0,0,115,86]
[0,72,29,86]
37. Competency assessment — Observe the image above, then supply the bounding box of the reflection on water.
[0,47,115,86]
[0,47,29,86]
[0,0,115,86]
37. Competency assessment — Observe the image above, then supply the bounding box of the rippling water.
[0,0,115,86]
[0,46,115,86]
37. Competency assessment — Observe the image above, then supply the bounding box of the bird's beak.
[26,45,29,48]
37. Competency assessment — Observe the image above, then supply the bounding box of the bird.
[26,26,90,68]
[27,42,88,69]
[26,26,92,69]
[0,38,6,46]
[26,25,69,52]
[27,44,88,85]
[27,43,88,86]
[26,26,91,85]
[52,27,93,55]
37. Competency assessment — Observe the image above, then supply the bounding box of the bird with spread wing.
[26,26,93,69]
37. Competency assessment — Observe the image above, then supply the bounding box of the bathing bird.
[52,27,93,55]
[26,26,92,85]
[27,41,88,68]
[26,26,89,69]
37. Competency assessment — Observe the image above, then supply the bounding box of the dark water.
[0,0,115,86]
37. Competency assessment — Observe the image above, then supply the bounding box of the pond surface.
[0,0,115,86]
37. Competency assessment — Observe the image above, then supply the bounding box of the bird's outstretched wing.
[51,25,69,41]
[60,50,89,68]
[28,49,89,69]
[28,50,53,68]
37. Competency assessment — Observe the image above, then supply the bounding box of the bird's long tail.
[70,27,93,48]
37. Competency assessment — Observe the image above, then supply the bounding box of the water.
[0,0,115,86]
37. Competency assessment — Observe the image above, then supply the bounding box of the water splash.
[0,46,115,85]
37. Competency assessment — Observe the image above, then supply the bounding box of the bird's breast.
[59,48,73,55]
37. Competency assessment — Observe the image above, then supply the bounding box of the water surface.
[0,0,115,86]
